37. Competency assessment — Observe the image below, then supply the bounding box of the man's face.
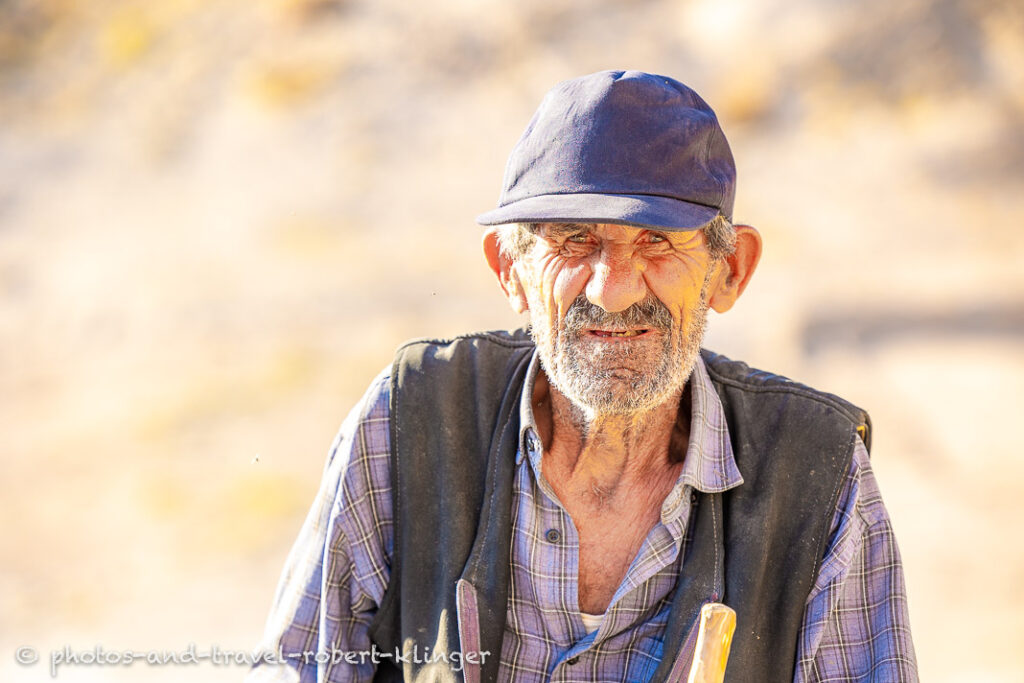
[517,223,722,416]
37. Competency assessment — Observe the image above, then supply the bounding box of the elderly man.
[250,70,917,682]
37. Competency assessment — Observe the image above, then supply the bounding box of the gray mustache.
[562,294,674,332]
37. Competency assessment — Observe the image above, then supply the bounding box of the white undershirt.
[580,611,605,633]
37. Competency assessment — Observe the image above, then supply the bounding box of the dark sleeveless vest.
[367,329,870,683]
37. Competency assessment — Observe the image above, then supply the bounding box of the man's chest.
[496,461,692,682]
[572,502,668,613]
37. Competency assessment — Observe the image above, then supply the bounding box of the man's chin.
[557,370,682,416]
[532,320,701,417]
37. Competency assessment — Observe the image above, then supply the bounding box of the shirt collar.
[517,349,744,497]
[517,351,545,465]
[676,355,744,493]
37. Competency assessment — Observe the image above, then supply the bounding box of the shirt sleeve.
[793,437,919,682]
[247,369,394,683]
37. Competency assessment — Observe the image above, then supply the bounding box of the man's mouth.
[588,328,651,338]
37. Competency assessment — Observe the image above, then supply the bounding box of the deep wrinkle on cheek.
[640,250,714,319]
[648,253,708,288]
[554,259,590,299]
[529,246,591,319]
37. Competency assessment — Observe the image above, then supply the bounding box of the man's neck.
[532,371,690,506]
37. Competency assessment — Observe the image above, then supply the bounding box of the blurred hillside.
[2,0,1023,681]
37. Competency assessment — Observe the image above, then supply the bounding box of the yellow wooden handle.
[686,603,737,683]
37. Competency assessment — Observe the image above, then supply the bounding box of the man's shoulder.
[700,348,872,451]
[357,330,533,439]
[393,327,534,356]
[390,327,535,385]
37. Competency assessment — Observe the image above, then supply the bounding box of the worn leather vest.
[367,329,870,682]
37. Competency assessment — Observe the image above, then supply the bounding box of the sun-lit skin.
[514,223,720,486]
[482,220,761,613]
[530,221,719,326]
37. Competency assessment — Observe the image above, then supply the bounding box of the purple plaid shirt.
[248,353,917,682]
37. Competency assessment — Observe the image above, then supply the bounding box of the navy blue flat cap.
[477,70,735,230]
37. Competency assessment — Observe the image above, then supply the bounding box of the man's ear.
[708,224,762,313]
[482,229,529,314]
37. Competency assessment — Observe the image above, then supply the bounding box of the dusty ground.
[2,0,1023,680]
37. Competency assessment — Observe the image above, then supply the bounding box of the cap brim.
[475,193,720,231]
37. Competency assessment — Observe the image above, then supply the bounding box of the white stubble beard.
[527,272,713,419]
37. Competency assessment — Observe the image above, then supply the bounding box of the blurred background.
[2,0,1022,680]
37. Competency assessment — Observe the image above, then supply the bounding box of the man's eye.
[647,233,667,243]
[567,233,589,243]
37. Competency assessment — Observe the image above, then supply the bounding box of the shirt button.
[566,656,580,665]
[545,528,561,543]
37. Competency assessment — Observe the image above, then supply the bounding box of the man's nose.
[585,248,646,313]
